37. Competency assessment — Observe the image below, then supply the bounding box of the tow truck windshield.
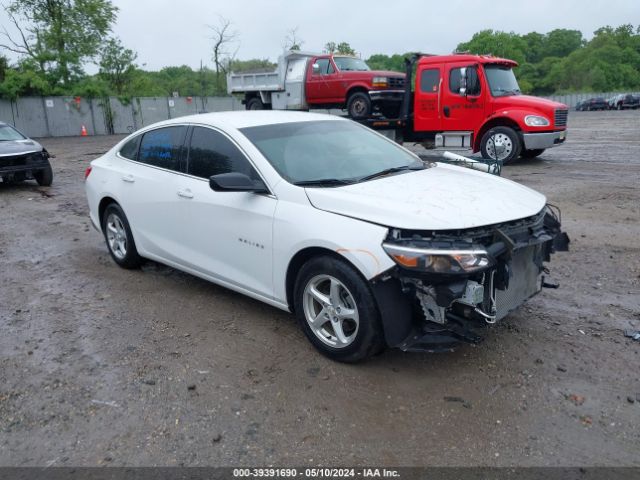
[484,64,522,97]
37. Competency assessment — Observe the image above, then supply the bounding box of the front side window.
[483,65,521,97]
[313,58,333,75]
[420,69,440,93]
[0,125,26,141]
[138,126,187,171]
[119,135,140,160]
[187,127,259,180]
[240,120,424,185]
[449,67,481,96]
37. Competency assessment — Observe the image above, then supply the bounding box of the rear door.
[116,125,189,264]
[440,62,486,131]
[413,66,442,132]
[175,126,277,298]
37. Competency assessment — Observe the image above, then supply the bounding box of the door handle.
[121,175,135,183]
[177,189,194,199]
[443,106,450,117]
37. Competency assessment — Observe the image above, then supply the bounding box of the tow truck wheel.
[347,92,372,119]
[480,126,522,164]
[246,97,264,110]
[521,149,545,159]
[34,160,53,186]
[294,255,384,362]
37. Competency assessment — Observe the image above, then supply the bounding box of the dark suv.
[0,122,53,186]
[576,97,609,111]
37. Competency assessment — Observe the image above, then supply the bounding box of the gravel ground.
[1,110,639,467]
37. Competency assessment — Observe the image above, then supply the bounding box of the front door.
[175,126,276,299]
[440,63,486,131]
[305,57,338,104]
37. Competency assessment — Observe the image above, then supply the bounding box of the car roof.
[154,110,346,130]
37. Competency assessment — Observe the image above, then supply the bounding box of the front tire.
[101,203,143,269]
[34,160,53,186]
[293,256,384,362]
[521,148,545,159]
[346,92,372,119]
[480,126,522,164]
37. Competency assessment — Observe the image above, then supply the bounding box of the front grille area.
[0,152,46,168]
[388,77,405,89]
[555,109,568,127]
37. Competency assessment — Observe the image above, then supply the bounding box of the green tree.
[1,0,117,86]
[457,30,527,64]
[99,37,137,95]
[325,42,356,56]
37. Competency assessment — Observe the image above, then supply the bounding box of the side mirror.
[209,172,268,193]
[459,67,467,96]
[312,63,320,74]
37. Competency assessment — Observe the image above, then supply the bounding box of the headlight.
[524,115,550,127]
[382,243,492,274]
[372,76,388,87]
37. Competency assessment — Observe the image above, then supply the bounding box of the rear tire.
[346,92,372,120]
[293,255,384,362]
[101,203,143,269]
[480,126,521,164]
[34,160,53,186]
[246,97,264,110]
[521,149,545,159]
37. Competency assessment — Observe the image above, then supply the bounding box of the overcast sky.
[1,0,639,70]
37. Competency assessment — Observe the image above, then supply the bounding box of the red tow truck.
[229,51,568,163]
[369,53,569,162]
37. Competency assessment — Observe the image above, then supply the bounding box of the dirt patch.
[1,113,639,466]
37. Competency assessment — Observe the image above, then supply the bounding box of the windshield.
[484,64,521,97]
[240,120,425,186]
[333,57,370,72]
[0,125,26,141]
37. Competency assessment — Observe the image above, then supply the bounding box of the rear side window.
[420,69,439,93]
[119,135,140,160]
[139,126,187,171]
[187,127,259,180]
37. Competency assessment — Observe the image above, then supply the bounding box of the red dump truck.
[227,51,405,119]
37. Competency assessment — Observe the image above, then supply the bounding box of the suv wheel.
[293,256,384,362]
[34,160,53,186]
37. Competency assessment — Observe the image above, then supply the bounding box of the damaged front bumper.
[371,206,570,352]
[0,149,51,182]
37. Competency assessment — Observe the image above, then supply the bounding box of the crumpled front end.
[371,206,570,352]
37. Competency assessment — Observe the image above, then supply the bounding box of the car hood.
[0,139,43,157]
[304,163,547,230]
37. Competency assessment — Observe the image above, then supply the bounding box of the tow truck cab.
[402,54,568,162]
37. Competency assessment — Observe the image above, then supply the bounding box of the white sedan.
[85,111,568,362]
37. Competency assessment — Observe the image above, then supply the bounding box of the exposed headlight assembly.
[372,76,388,87]
[524,115,550,127]
[382,243,493,274]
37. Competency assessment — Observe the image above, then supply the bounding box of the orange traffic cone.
[81,125,88,137]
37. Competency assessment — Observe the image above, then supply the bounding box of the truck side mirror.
[459,67,467,96]
[312,63,320,74]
